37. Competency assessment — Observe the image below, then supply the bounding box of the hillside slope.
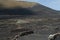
[0,0,60,18]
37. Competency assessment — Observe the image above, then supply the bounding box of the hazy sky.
[18,0,60,10]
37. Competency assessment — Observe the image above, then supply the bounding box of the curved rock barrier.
[7,28,34,40]
[48,33,60,40]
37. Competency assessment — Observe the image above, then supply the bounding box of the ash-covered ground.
[0,15,60,40]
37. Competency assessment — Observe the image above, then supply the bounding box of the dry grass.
[0,0,37,8]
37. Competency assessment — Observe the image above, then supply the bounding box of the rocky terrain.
[0,0,60,40]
